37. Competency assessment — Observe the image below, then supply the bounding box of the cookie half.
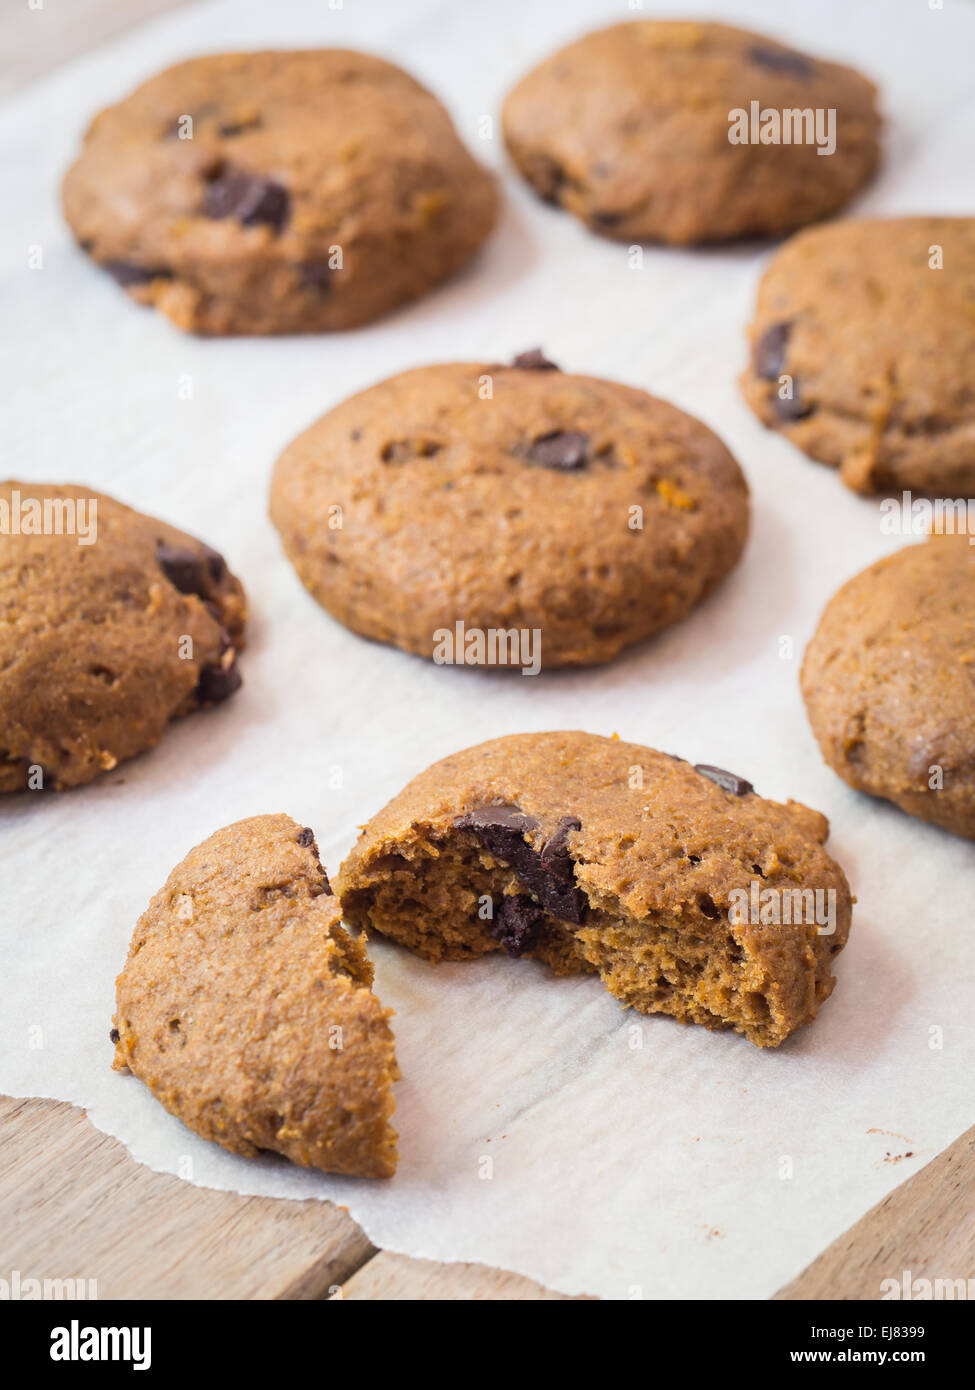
[0,482,245,791]
[269,355,749,668]
[113,815,399,1178]
[802,535,975,838]
[338,732,852,1047]
[502,20,879,245]
[62,50,498,334]
[742,216,975,494]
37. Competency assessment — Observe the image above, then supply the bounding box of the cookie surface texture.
[0,481,245,792]
[802,535,975,838]
[742,216,975,493]
[337,732,852,1047]
[269,358,749,669]
[113,815,399,1178]
[502,20,879,244]
[63,50,498,334]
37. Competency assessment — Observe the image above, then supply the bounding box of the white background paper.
[2,0,974,1300]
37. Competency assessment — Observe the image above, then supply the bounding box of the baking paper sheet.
[2,0,974,1300]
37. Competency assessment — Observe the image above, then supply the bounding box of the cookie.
[802,535,975,838]
[62,50,498,335]
[269,354,749,669]
[338,732,852,1048]
[742,217,975,494]
[113,815,398,1179]
[502,20,879,245]
[0,482,245,791]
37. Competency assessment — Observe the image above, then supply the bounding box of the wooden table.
[2,0,973,1300]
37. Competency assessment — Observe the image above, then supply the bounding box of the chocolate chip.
[454,804,584,923]
[695,764,754,797]
[527,430,590,471]
[103,261,172,287]
[156,542,209,595]
[511,348,560,372]
[204,168,290,230]
[749,46,813,78]
[109,1027,120,1044]
[489,894,544,957]
[196,657,242,704]
[539,816,581,883]
[156,541,226,596]
[753,322,792,381]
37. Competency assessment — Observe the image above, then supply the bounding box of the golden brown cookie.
[62,50,498,335]
[269,353,749,669]
[742,216,975,494]
[801,535,975,838]
[338,732,852,1048]
[113,815,398,1179]
[0,482,245,792]
[502,20,879,245]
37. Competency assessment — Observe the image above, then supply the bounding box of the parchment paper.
[2,0,974,1300]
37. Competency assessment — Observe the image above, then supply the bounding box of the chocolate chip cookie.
[502,20,879,245]
[113,816,398,1178]
[338,732,852,1047]
[0,482,245,791]
[62,50,498,334]
[742,216,975,493]
[269,354,749,669]
[802,535,975,838]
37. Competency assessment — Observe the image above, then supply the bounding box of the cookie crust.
[802,536,975,838]
[0,482,245,792]
[269,359,749,668]
[338,732,852,1047]
[503,20,879,245]
[742,217,975,494]
[113,815,399,1178]
[63,50,498,334]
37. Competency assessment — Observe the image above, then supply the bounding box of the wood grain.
[1,1094,972,1299]
[777,1124,975,1300]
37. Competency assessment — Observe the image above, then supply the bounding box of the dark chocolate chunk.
[156,541,226,595]
[749,46,814,78]
[539,816,581,883]
[694,764,754,797]
[753,322,792,381]
[512,348,560,372]
[454,803,584,923]
[527,430,590,471]
[489,894,544,957]
[196,657,242,705]
[103,261,172,287]
[156,542,209,595]
[204,168,290,230]
[109,1027,120,1044]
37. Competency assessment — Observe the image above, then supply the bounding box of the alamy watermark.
[728,880,836,935]
[0,489,97,545]
[728,103,836,155]
[879,491,975,540]
[432,621,541,676]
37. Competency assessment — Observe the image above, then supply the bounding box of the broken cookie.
[112,815,398,1178]
[338,732,853,1048]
